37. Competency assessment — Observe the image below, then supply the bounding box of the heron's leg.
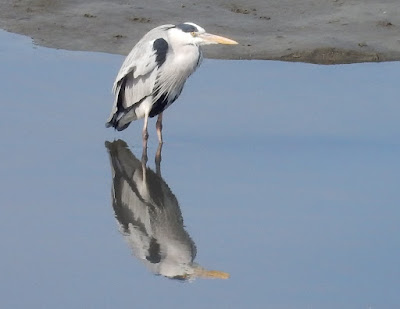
[142,113,149,149]
[156,113,163,144]
[155,142,163,176]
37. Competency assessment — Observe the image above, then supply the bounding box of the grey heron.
[105,139,229,280]
[105,22,238,146]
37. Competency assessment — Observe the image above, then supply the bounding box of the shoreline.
[1,0,399,64]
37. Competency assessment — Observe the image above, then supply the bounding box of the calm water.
[1,30,399,308]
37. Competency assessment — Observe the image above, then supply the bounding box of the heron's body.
[106,22,237,146]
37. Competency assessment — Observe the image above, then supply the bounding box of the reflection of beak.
[199,33,238,45]
[194,268,230,279]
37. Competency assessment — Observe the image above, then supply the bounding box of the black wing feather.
[153,38,168,67]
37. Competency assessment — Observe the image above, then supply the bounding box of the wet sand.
[1,0,400,64]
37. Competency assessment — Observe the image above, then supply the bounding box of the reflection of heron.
[105,139,229,281]
[105,22,238,147]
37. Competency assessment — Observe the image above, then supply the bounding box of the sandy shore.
[1,0,399,64]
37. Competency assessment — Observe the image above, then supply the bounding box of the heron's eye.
[190,32,196,37]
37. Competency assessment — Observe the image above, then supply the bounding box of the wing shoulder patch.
[153,38,168,67]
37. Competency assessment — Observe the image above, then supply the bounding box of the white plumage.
[106,22,238,146]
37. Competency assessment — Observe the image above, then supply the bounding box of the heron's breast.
[169,46,200,76]
[153,46,201,102]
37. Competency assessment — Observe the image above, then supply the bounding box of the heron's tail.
[105,112,132,131]
[106,78,134,131]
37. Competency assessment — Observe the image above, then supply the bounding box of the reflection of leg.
[141,144,148,165]
[142,113,149,149]
[155,142,163,176]
[156,113,163,144]
[141,145,148,182]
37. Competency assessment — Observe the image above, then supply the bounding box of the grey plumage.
[105,140,195,251]
[105,139,229,280]
[105,22,238,144]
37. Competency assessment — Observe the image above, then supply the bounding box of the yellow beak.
[194,268,230,279]
[199,33,239,45]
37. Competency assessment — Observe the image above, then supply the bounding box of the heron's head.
[170,22,238,46]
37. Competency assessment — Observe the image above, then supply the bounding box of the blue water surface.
[0,30,399,309]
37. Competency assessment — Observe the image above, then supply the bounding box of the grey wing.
[106,25,172,125]
[112,24,173,93]
[106,43,159,124]
[112,42,157,94]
